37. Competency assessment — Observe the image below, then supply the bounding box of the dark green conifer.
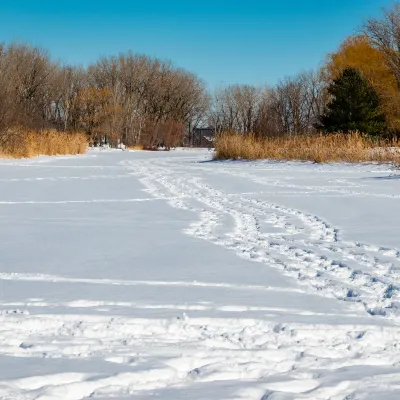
[320,67,387,136]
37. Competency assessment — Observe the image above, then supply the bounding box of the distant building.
[191,127,215,148]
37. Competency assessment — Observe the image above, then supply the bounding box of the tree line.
[0,45,209,149]
[210,70,327,137]
[2,3,400,149]
[211,3,400,138]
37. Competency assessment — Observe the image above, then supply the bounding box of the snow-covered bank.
[1,150,400,399]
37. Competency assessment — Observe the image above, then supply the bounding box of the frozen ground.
[1,148,400,399]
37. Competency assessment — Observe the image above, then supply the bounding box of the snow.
[0,149,400,399]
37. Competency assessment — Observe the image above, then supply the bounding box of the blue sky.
[0,0,394,89]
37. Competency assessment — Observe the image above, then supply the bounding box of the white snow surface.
[1,148,400,399]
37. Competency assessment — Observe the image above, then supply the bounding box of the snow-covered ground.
[1,148,400,399]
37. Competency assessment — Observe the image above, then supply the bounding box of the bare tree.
[253,88,281,137]
[365,4,400,89]
[0,43,59,147]
[210,84,262,134]
[85,53,208,147]
[209,70,327,138]
[51,65,88,132]
[268,71,327,136]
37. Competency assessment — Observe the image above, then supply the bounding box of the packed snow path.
[1,149,400,399]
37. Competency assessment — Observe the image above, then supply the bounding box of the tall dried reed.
[214,132,400,165]
[0,129,87,158]
[128,144,144,151]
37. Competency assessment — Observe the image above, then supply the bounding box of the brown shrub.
[214,132,400,165]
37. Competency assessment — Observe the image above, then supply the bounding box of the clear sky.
[0,0,394,89]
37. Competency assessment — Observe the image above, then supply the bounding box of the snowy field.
[1,148,400,399]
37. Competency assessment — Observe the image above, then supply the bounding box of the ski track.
[1,151,400,399]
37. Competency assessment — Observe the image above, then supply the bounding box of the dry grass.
[0,129,88,158]
[214,132,400,165]
[128,144,144,151]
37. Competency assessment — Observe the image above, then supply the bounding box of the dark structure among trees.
[190,127,215,147]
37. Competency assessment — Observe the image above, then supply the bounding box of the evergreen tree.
[320,67,387,135]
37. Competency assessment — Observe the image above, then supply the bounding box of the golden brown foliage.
[328,35,396,91]
[0,129,87,158]
[214,132,400,164]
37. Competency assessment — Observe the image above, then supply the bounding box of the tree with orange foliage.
[328,35,396,92]
[327,35,400,131]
